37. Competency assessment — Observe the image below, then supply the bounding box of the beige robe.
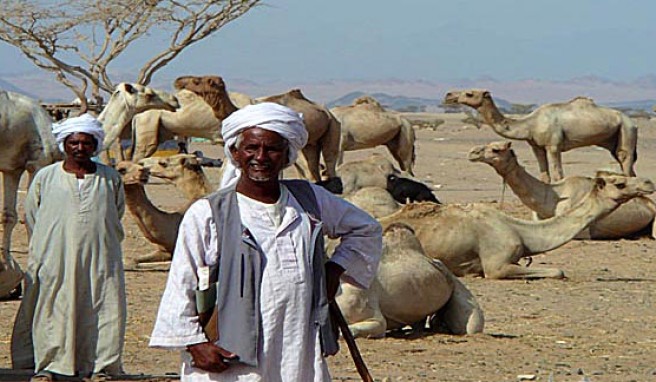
[11,162,126,377]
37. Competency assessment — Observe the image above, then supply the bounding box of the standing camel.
[444,89,638,183]
[330,95,416,175]
[0,90,61,297]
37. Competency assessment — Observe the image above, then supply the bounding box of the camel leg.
[386,123,416,176]
[432,261,484,335]
[546,146,564,182]
[319,117,342,179]
[126,247,172,270]
[336,283,387,338]
[530,145,551,183]
[485,262,565,279]
[0,169,25,297]
[300,145,322,182]
[615,127,638,177]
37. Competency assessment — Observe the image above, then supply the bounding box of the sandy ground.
[2,113,656,382]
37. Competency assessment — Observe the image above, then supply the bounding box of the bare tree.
[0,0,261,111]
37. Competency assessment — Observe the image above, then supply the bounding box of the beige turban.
[219,102,308,188]
[52,113,105,155]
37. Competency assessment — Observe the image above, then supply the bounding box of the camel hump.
[288,88,309,100]
[568,96,596,106]
[353,95,384,109]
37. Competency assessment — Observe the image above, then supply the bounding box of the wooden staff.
[329,301,374,382]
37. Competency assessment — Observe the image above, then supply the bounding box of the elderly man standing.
[11,114,127,382]
[150,102,382,381]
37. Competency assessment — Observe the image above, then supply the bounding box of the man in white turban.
[150,102,382,381]
[219,102,308,188]
[52,113,106,156]
[12,113,126,381]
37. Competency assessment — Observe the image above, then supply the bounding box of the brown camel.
[379,174,655,279]
[337,223,484,338]
[468,141,656,239]
[331,95,416,175]
[138,154,213,201]
[444,89,638,183]
[116,161,183,268]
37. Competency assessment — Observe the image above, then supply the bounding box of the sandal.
[30,370,54,382]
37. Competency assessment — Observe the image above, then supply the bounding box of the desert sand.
[1,113,655,382]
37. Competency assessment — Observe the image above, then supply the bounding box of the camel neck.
[174,173,213,201]
[477,98,530,140]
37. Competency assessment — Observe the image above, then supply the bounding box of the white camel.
[330,96,416,175]
[379,174,655,279]
[337,223,484,338]
[0,90,62,297]
[444,89,638,183]
[100,83,180,162]
[468,141,656,239]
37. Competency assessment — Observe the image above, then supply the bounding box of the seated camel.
[444,89,638,183]
[138,154,213,201]
[469,141,656,239]
[100,83,180,162]
[336,153,402,195]
[337,223,484,338]
[343,187,401,219]
[330,95,416,175]
[379,174,655,279]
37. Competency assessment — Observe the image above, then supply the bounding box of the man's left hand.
[325,261,345,301]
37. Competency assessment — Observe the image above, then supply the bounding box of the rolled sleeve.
[311,184,383,289]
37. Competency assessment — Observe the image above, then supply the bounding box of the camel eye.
[616,183,626,189]
[491,149,500,153]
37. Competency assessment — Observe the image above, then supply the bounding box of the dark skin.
[62,132,97,178]
[188,127,345,373]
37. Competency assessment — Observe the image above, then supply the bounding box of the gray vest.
[205,179,339,367]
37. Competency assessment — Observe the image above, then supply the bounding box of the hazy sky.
[1,0,655,83]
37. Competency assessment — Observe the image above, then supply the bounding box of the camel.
[378,174,655,279]
[116,161,184,268]
[126,77,237,162]
[138,154,213,201]
[100,83,180,162]
[343,187,401,219]
[330,95,416,175]
[468,141,656,239]
[336,223,484,338]
[337,153,402,195]
[443,89,638,183]
[229,91,254,108]
[255,89,342,186]
[0,90,62,297]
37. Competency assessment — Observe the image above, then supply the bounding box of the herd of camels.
[1,75,655,338]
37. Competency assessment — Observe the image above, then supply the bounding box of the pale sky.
[1,0,655,83]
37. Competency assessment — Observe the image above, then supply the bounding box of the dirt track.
[2,113,656,381]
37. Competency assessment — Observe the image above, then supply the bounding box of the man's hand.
[325,261,345,302]
[187,342,239,373]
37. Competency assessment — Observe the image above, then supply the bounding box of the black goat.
[386,174,440,204]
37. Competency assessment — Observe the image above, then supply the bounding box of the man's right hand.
[187,342,239,373]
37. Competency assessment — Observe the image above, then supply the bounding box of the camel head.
[99,83,179,147]
[139,154,203,182]
[116,161,150,185]
[174,75,227,94]
[382,223,424,253]
[443,89,491,108]
[592,174,655,205]
[468,141,514,165]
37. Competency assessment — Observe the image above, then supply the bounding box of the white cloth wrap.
[219,102,308,188]
[52,113,105,155]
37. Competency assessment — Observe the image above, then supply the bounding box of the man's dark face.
[64,132,97,162]
[230,127,289,183]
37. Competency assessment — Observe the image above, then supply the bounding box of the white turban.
[52,113,105,156]
[219,102,308,188]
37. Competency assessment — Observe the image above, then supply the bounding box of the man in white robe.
[150,103,382,381]
[11,114,127,382]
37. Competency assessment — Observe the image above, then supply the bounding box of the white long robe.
[150,183,382,382]
[11,162,126,377]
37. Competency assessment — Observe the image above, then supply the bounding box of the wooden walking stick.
[329,301,374,382]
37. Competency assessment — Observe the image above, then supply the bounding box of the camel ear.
[505,141,512,149]
[482,91,491,98]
